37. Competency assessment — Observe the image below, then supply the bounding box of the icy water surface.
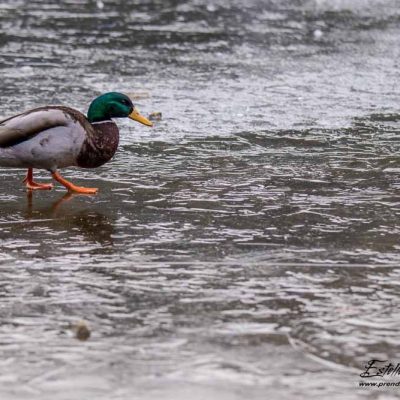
[1,0,400,399]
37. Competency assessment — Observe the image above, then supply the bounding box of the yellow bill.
[128,107,153,127]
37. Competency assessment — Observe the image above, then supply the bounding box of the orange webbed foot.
[51,171,98,194]
[24,181,54,190]
[67,185,98,195]
[23,168,53,190]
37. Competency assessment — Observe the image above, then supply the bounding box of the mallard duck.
[0,92,153,194]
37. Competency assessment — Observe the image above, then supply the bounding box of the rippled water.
[1,0,400,399]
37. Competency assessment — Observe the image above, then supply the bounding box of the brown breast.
[76,121,119,168]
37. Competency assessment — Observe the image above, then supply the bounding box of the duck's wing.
[0,107,76,148]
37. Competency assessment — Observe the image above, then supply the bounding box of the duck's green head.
[87,92,153,126]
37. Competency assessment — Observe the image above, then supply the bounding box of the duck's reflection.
[26,191,77,215]
[25,191,115,246]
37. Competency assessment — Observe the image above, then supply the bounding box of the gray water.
[1,0,400,399]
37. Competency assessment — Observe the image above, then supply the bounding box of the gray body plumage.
[0,108,89,172]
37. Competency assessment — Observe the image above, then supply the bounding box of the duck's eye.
[122,99,130,105]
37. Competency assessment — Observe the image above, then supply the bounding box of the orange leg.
[51,171,98,194]
[23,168,53,190]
